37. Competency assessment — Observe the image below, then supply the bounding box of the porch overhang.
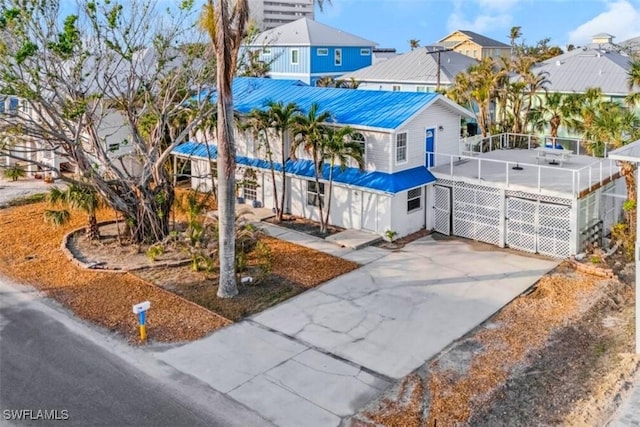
[171,142,436,195]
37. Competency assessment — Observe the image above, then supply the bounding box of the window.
[360,48,371,56]
[416,86,426,92]
[334,48,342,66]
[392,85,401,91]
[0,97,5,114]
[307,180,325,207]
[407,187,422,212]
[243,183,257,201]
[351,132,366,165]
[465,49,469,56]
[291,49,299,65]
[396,132,407,163]
[8,97,18,114]
[473,49,477,58]
[317,48,328,56]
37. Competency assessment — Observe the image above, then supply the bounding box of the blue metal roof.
[172,142,435,194]
[207,77,441,130]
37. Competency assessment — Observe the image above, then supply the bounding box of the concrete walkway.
[154,227,558,426]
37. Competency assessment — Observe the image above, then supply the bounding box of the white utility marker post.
[608,140,640,353]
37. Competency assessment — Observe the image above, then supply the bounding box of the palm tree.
[626,60,640,107]
[509,26,522,55]
[449,58,506,137]
[528,92,579,137]
[291,102,331,232]
[244,107,278,214]
[409,39,420,50]
[44,184,102,240]
[315,76,336,87]
[336,77,360,89]
[581,103,640,237]
[266,100,301,222]
[321,126,364,233]
[200,0,249,298]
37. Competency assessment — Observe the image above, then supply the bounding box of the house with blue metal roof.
[242,18,377,85]
[172,77,473,238]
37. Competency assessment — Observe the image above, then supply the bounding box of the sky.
[313,0,640,53]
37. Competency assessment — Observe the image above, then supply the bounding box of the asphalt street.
[0,276,270,427]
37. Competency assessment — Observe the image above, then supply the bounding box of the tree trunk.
[550,115,560,138]
[87,214,100,240]
[323,162,334,234]
[266,147,279,222]
[215,3,238,298]
[278,134,287,222]
[128,184,174,244]
[621,161,637,241]
[315,152,325,234]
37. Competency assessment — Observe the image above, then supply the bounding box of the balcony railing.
[460,132,609,158]
[429,151,618,197]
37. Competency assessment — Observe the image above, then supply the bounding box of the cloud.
[446,0,515,34]
[447,0,513,33]
[568,0,640,45]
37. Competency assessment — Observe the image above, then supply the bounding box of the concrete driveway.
[155,235,558,426]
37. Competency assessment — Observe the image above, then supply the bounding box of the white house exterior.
[0,95,137,178]
[172,77,473,238]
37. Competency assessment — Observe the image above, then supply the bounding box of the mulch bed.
[0,201,357,343]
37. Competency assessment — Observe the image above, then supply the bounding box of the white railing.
[429,152,618,196]
[460,133,608,157]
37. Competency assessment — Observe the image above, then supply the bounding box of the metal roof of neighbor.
[438,30,510,48]
[208,77,472,130]
[532,48,631,95]
[608,139,640,162]
[341,47,478,85]
[172,142,435,194]
[248,17,377,47]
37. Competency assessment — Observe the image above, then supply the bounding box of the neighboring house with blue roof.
[242,18,377,85]
[172,77,473,238]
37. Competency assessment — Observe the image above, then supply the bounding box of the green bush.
[3,164,26,181]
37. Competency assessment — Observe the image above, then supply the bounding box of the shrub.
[146,244,165,261]
[3,164,26,181]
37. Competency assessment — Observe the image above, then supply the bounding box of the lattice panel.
[538,203,571,258]
[506,198,537,253]
[504,190,572,206]
[600,178,625,236]
[434,185,451,236]
[453,184,501,246]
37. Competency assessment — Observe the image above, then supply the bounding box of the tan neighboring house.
[434,30,511,60]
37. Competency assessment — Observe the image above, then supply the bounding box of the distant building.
[248,0,314,31]
[434,30,511,60]
[372,48,397,64]
[342,47,477,93]
[243,17,377,85]
[532,39,631,101]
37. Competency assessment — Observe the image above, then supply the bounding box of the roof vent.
[555,60,562,66]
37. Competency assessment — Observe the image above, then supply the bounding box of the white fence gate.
[452,183,501,246]
[506,198,537,253]
[506,197,571,258]
[433,185,451,235]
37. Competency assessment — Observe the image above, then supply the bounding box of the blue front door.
[425,128,435,167]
